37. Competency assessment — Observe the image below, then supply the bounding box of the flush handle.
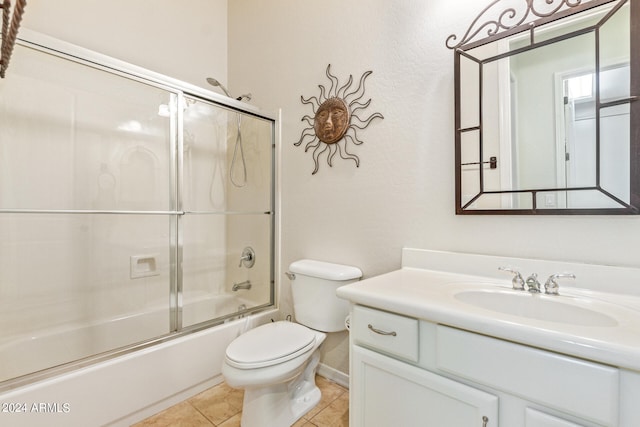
[368,324,397,336]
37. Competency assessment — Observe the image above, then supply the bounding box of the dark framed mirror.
[448,0,639,214]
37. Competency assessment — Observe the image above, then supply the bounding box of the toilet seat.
[225,321,316,369]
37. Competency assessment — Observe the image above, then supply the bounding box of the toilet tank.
[289,259,362,332]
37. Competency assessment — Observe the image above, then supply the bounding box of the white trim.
[497,40,514,208]
[553,70,569,208]
[317,363,349,389]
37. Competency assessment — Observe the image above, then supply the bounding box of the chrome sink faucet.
[526,273,541,293]
[500,267,576,295]
[544,273,576,295]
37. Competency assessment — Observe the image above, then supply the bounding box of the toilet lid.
[225,321,317,369]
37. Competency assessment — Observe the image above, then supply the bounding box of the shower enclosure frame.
[0,29,278,391]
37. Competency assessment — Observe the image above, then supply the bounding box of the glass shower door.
[181,97,274,328]
[0,35,276,387]
[0,42,177,382]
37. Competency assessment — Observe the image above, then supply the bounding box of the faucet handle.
[544,273,575,295]
[498,266,525,290]
[238,247,255,268]
[525,273,541,293]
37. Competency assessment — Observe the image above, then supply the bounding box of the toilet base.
[240,349,322,427]
[241,381,320,427]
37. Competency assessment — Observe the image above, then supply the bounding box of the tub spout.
[232,280,252,291]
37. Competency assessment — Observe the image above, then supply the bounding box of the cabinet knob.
[482,415,489,427]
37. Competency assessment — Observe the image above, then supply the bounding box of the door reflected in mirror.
[451,0,638,214]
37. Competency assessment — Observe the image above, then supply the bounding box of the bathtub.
[182,292,256,327]
[0,295,276,427]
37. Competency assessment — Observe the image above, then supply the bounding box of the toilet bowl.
[222,321,326,427]
[222,259,362,427]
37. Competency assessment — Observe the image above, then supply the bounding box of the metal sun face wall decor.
[295,64,384,174]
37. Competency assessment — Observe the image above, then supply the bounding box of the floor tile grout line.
[188,400,218,427]
[132,375,348,426]
[302,385,348,423]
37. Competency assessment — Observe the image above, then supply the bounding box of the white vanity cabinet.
[349,304,627,427]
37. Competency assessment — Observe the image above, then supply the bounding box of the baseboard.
[317,363,349,389]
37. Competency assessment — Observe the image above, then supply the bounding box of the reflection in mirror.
[449,0,639,214]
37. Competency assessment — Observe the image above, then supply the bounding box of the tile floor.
[132,376,349,427]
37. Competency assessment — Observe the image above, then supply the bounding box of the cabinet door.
[352,346,498,427]
[525,408,587,427]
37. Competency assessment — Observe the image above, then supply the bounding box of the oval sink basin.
[454,290,618,327]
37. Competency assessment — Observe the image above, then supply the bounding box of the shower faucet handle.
[238,247,255,268]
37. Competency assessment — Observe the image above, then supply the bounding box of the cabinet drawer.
[525,408,586,427]
[436,325,618,426]
[351,305,419,362]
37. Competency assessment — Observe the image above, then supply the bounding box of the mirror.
[449,0,639,214]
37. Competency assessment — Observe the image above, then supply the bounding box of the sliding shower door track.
[0,209,185,215]
[184,210,273,215]
[0,210,274,215]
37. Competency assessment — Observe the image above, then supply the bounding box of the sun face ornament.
[295,64,384,174]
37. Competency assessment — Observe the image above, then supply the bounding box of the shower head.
[206,77,232,98]
[206,77,252,102]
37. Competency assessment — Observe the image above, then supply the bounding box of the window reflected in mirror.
[450,0,638,214]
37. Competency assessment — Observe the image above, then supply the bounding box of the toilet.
[222,259,362,427]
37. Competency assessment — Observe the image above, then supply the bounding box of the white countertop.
[337,260,640,372]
